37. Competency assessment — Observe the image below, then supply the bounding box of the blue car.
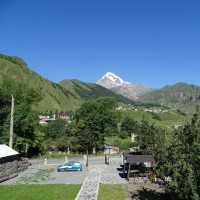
[57,161,82,172]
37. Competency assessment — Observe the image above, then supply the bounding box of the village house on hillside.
[39,112,71,125]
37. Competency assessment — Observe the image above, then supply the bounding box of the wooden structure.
[123,153,155,181]
[0,145,30,182]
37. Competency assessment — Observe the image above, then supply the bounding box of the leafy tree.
[0,89,10,143]
[42,119,75,152]
[75,97,118,153]
[0,79,43,155]
[45,119,66,139]
[121,116,138,138]
[156,109,200,200]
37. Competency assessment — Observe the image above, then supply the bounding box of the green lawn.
[98,184,126,200]
[0,184,80,200]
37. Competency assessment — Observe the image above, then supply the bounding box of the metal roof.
[0,144,19,158]
[125,154,155,165]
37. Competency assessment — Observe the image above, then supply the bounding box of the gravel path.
[75,165,103,200]
[75,156,127,200]
[101,157,127,184]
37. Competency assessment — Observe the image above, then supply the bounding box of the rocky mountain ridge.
[97,72,152,99]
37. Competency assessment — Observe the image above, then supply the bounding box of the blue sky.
[1,0,200,88]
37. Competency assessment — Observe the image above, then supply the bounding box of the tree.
[42,119,75,152]
[75,97,118,153]
[45,119,67,139]
[121,116,138,138]
[0,79,43,155]
[156,109,200,200]
[0,89,10,143]
[135,120,165,154]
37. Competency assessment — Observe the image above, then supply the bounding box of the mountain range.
[1,54,200,113]
[97,72,200,113]
[0,54,133,112]
[139,82,200,113]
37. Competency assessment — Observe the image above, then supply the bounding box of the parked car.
[57,161,82,172]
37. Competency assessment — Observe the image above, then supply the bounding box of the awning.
[0,144,19,158]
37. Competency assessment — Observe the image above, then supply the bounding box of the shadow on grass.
[131,188,175,200]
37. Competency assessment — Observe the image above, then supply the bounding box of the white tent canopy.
[0,144,19,159]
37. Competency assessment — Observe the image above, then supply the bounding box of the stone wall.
[0,155,30,182]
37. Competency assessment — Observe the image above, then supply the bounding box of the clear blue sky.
[1,0,200,88]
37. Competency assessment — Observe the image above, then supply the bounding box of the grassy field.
[98,184,127,200]
[121,110,189,130]
[0,184,80,200]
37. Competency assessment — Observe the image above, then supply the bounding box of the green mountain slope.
[139,82,200,113]
[0,54,133,112]
[121,109,188,131]
[0,54,81,111]
[60,79,134,104]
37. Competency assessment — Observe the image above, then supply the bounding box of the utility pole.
[9,95,14,148]
[86,150,89,167]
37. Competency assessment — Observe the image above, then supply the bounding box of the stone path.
[75,166,103,200]
[101,157,127,184]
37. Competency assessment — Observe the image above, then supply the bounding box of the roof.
[0,144,19,158]
[125,154,155,165]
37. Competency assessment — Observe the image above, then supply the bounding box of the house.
[57,112,70,120]
[0,145,30,182]
[39,112,71,125]
[39,114,56,125]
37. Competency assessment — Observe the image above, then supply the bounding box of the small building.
[123,153,155,180]
[57,112,70,120]
[104,145,119,155]
[0,145,30,182]
[39,114,56,125]
[124,154,155,167]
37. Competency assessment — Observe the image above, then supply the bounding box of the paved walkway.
[75,165,103,200]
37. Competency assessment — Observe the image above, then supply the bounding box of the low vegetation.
[16,168,54,184]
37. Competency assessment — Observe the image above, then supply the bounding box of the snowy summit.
[97,72,130,89]
[96,72,151,99]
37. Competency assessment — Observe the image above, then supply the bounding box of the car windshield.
[73,163,80,166]
[64,162,80,166]
[64,163,73,166]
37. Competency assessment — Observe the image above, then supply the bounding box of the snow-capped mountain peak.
[96,72,152,99]
[103,72,124,84]
[97,72,127,89]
